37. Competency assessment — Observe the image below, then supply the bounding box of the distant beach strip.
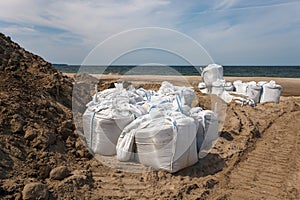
[53,64,300,78]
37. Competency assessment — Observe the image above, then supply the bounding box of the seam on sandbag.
[90,112,96,149]
[171,119,178,172]
[176,95,183,113]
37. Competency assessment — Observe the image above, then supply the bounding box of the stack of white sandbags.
[232,80,281,104]
[82,81,220,173]
[199,64,282,105]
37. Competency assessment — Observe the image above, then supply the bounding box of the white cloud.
[0,0,180,63]
[0,0,174,43]
[187,1,300,65]
[0,0,299,65]
[213,0,239,10]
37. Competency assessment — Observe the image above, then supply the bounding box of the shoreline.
[65,73,300,96]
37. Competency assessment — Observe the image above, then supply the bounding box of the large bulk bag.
[198,111,219,159]
[211,80,234,103]
[157,81,176,96]
[133,112,198,173]
[257,81,267,87]
[246,84,262,104]
[211,79,225,97]
[116,131,135,161]
[116,116,151,162]
[189,107,204,152]
[83,84,146,156]
[83,105,143,156]
[224,82,234,91]
[190,108,219,158]
[201,64,223,87]
[198,82,208,94]
[233,80,247,94]
[260,81,282,103]
[175,86,195,107]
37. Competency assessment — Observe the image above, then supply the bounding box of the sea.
[53,64,300,78]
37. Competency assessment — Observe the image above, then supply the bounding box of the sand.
[1,32,300,199]
[68,73,300,96]
[80,80,300,199]
[69,73,300,199]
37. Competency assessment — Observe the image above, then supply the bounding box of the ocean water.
[53,65,300,78]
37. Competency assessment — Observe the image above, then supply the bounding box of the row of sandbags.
[233,80,282,104]
[82,82,219,173]
[199,64,282,105]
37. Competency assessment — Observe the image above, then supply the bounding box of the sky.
[0,0,300,65]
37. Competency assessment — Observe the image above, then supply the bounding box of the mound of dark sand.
[0,33,93,199]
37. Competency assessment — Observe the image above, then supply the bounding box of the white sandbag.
[83,106,137,156]
[197,110,219,159]
[222,91,234,103]
[158,81,176,95]
[144,97,174,114]
[260,81,282,103]
[198,82,208,94]
[93,83,145,106]
[224,82,234,91]
[210,80,234,103]
[157,82,195,107]
[247,81,257,86]
[116,116,153,162]
[257,81,267,87]
[83,83,147,156]
[127,90,144,104]
[233,96,256,107]
[116,129,135,162]
[136,88,151,102]
[201,64,223,87]
[134,112,198,173]
[233,80,247,94]
[172,94,186,114]
[176,87,195,106]
[246,84,262,104]
[211,79,225,97]
[190,108,219,157]
[189,107,204,152]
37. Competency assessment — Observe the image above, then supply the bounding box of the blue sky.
[0,0,299,65]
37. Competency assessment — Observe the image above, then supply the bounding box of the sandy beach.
[68,73,300,96]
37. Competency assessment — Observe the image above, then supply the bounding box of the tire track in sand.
[228,110,300,200]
